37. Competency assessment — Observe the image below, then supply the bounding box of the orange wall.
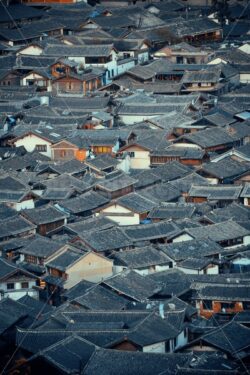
[200,301,243,319]
[75,149,86,162]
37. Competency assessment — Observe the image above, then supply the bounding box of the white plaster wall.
[136,264,170,275]
[117,60,136,75]
[14,134,52,158]
[177,267,200,275]
[117,156,131,173]
[0,280,38,300]
[143,341,165,353]
[135,268,150,276]
[174,143,201,149]
[14,199,35,211]
[240,73,250,83]
[172,234,193,243]
[17,46,43,56]
[113,265,126,274]
[205,177,219,184]
[243,235,250,246]
[244,198,249,206]
[138,51,149,63]
[208,58,226,65]
[238,44,250,54]
[119,114,159,125]
[2,289,38,300]
[129,151,150,169]
[112,141,120,153]
[97,204,140,225]
[21,72,46,85]
[176,330,188,349]
[155,264,170,272]
[207,265,219,274]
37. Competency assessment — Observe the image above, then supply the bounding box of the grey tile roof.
[0,309,25,335]
[42,174,90,193]
[179,128,235,149]
[182,68,221,84]
[85,154,119,172]
[19,236,65,258]
[123,220,180,242]
[117,192,156,213]
[139,182,181,203]
[73,284,128,310]
[41,188,75,201]
[113,246,170,268]
[170,172,210,194]
[0,3,44,23]
[159,239,223,262]
[178,257,213,270]
[46,247,84,272]
[63,279,93,301]
[0,19,64,42]
[44,44,114,57]
[123,59,174,80]
[167,18,221,38]
[22,204,68,225]
[81,227,132,252]
[206,202,250,223]
[59,190,109,214]
[193,283,250,302]
[66,216,115,237]
[96,172,137,192]
[132,169,161,190]
[128,312,179,347]
[102,270,161,301]
[152,161,191,182]
[201,321,250,356]
[0,215,36,240]
[0,256,36,280]
[188,184,243,200]
[148,204,196,220]
[201,157,250,180]
[241,183,250,197]
[186,220,250,242]
[35,335,96,374]
[83,348,192,375]
[17,294,53,317]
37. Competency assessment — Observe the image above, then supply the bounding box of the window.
[67,82,72,90]
[25,255,37,264]
[173,338,177,347]
[94,146,111,154]
[221,302,235,310]
[243,302,250,310]
[165,340,170,352]
[203,300,213,310]
[36,145,47,152]
[128,152,135,158]
[60,150,66,158]
[7,283,15,290]
[21,282,29,289]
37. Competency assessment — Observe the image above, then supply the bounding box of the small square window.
[36,145,47,152]
[21,282,29,289]
[7,283,14,290]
